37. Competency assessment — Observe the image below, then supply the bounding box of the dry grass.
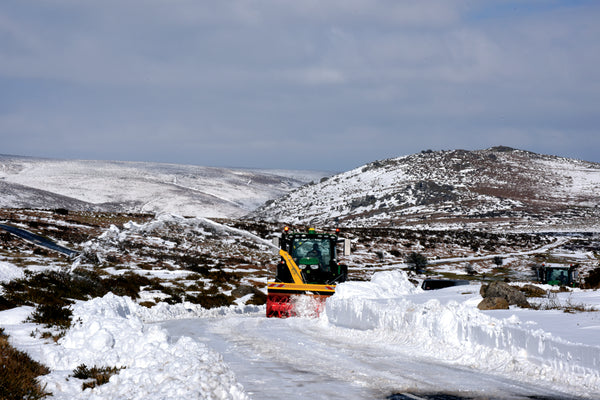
[529,292,597,313]
[0,328,50,400]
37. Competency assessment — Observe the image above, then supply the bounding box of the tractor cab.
[533,264,579,287]
[275,227,349,285]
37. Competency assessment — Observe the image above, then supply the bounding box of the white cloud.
[291,67,346,85]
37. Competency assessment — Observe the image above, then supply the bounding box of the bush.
[101,273,155,299]
[71,364,123,390]
[186,293,234,309]
[405,252,428,272]
[0,295,17,311]
[1,270,100,307]
[389,249,402,258]
[28,303,72,329]
[1,269,160,329]
[231,285,267,305]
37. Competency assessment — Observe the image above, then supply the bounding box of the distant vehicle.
[421,279,470,290]
[533,264,579,287]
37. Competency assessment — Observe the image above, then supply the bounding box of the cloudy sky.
[1,1,599,171]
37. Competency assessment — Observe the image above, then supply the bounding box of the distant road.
[0,223,79,257]
[428,236,570,266]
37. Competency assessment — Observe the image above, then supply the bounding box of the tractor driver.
[306,243,322,262]
[306,243,329,272]
[558,270,567,285]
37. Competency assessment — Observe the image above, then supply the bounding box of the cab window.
[291,238,332,266]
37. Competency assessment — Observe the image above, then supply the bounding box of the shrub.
[71,364,123,390]
[405,252,428,272]
[2,269,160,329]
[231,285,267,305]
[101,273,155,299]
[28,303,72,329]
[2,270,101,307]
[389,249,402,258]
[0,295,17,311]
[186,293,234,308]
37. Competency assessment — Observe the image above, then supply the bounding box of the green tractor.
[533,264,579,287]
[266,227,351,318]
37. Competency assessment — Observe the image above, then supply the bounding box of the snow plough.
[266,227,351,318]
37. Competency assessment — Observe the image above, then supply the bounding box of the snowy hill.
[250,147,600,230]
[0,155,329,217]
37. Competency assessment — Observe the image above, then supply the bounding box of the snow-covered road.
[163,316,377,399]
[163,314,577,400]
[160,270,600,400]
[428,236,570,266]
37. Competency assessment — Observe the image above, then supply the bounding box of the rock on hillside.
[249,147,600,231]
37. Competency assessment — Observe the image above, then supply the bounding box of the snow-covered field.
[0,155,329,217]
[2,267,599,399]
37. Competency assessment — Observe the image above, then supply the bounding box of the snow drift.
[325,271,600,394]
[36,294,248,400]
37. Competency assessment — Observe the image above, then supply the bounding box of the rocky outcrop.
[479,281,530,309]
[520,284,547,298]
[477,297,509,310]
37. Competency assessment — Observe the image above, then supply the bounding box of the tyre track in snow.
[162,315,579,400]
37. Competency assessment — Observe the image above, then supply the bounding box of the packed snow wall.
[324,271,600,392]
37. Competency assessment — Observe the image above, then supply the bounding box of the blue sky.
[1,0,599,171]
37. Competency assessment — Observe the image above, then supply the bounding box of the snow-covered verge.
[1,295,248,400]
[325,271,600,396]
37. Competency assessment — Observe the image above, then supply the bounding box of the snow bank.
[333,270,420,299]
[79,213,274,260]
[325,271,600,393]
[38,293,248,400]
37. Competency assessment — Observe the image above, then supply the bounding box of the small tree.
[493,256,503,266]
[406,252,428,273]
[465,263,477,276]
